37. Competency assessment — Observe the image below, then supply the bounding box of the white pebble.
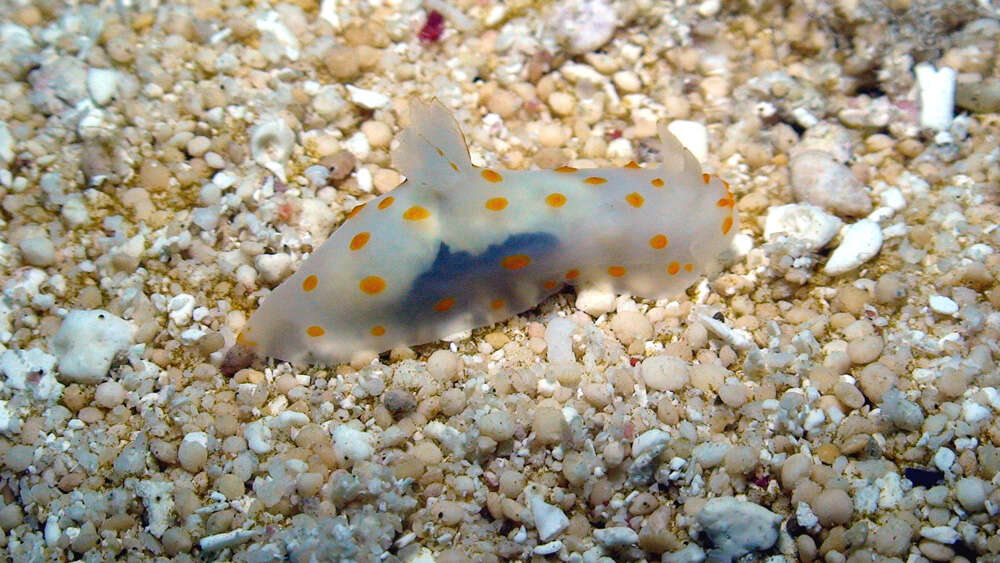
[955,477,988,512]
[18,236,56,267]
[764,203,843,251]
[920,526,960,544]
[915,62,956,131]
[533,540,563,555]
[87,68,118,105]
[332,424,374,463]
[51,310,134,383]
[575,284,616,317]
[255,253,292,284]
[545,317,576,364]
[823,219,883,276]
[932,447,955,472]
[632,429,670,458]
[928,295,958,315]
[594,526,639,546]
[640,355,689,392]
[245,421,273,453]
[346,84,389,109]
[879,187,906,211]
[530,495,569,541]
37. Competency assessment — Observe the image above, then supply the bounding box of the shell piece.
[241,100,737,364]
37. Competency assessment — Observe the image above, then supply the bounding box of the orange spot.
[306,325,325,337]
[485,197,508,211]
[543,280,557,290]
[668,261,680,275]
[490,299,505,310]
[651,178,664,187]
[302,275,319,292]
[450,162,459,171]
[545,193,567,207]
[436,148,445,156]
[403,206,430,221]
[649,234,668,249]
[625,192,645,208]
[349,232,370,250]
[721,179,731,190]
[370,325,386,337]
[434,297,455,312]
[236,330,257,347]
[625,161,640,169]
[702,173,711,184]
[555,165,577,173]
[565,269,580,280]
[722,216,734,234]
[481,169,503,183]
[501,254,531,270]
[607,266,626,277]
[378,196,395,210]
[717,198,734,208]
[359,275,386,294]
[346,203,366,219]
[684,263,694,272]
[584,176,607,185]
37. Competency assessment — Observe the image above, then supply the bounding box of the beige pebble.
[439,388,466,416]
[186,135,211,157]
[610,311,653,346]
[812,488,853,527]
[582,383,612,408]
[723,445,758,475]
[847,335,882,364]
[498,470,525,498]
[547,91,575,116]
[479,411,516,441]
[427,350,462,382]
[833,381,865,409]
[487,89,522,118]
[857,362,897,403]
[410,440,443,465]
[816,444,840,465]
[361,120,392,147]
[94,380,126,408]
[781,453,813,489]
[538,123,570,147]
[178,440,207,473]
[216,473,245,499]
[297,472,324,497]
[640,355,690,392]
[871,515,912,556]
[613,70,641,93]
[433,500,465,527]
[628,492,659,515]
[532,407,565,445]
[372,167,401,194]
[718,382,749,407]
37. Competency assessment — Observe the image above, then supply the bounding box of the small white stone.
[51,310,134,383]
[932,447,955,472]
[346,85,389,109]
[915,62,957,131]
[879,187,906,211]
[961,400,990,423]
[530,495,569,542]
[249,117,294,181]
[94,380,126,408]
[667,120,708,163]
[0,348,62,401]
[332,424,374,463]
[254,253,292,284]
[823,220,883,276]
[594,526,639,546]
[928,295,958,315]
[19,236,56,267]
[632,429,670,458]
[245,420,273,453]
[920,526,960,544]
[533,540,563,555]
[764,203,843,251]
[575,284,616,317]
[545,317,576,364]
[168,293,196,326]
[0,122,14,165]
[87,68,118,105]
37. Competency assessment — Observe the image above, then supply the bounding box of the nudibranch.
[239,100,736,364]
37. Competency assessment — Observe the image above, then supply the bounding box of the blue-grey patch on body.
[399,232,560,317]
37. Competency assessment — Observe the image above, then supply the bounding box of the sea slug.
[239,100,736,364]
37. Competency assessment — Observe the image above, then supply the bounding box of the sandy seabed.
[1,0,999,561]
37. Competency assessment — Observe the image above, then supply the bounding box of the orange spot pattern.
[608,266,626,277]
[625,192,645,208]
[378,196,395,210]
[359,276,386,294]
[346,203,366,219]
[717,198,735,208]
[236,330,257,348]
[668,262,680,275]
[625,161,640,169]
[702,173,712,184]
[434,297,455,312]
[651,178,664,187]
[543,280,557,290]
[481,169,503,183]
[565,269,580,280]
[306,325,325,337]
[545,193,567,208]
[584,176,607,185]
[490,300,505,310]
[450,162,459,171]
[350,232,370,250]
[722,216,734,235]
[302,275,318,292]
[555,165,577,173]
[370,325,386,336]
[403,206,430,221]
[501,254,531,270]
[684,263,694,272]
[485,197,508,211]
[649,234,668,249]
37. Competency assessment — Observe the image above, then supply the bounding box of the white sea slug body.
[240,100,737,364]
